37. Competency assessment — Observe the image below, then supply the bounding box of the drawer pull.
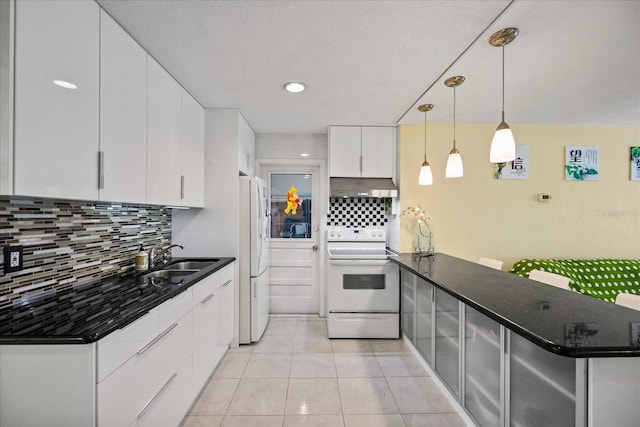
[200,293,215,305]
[222,279,232,288]
[137,323,178,356]
[137,372,178,419]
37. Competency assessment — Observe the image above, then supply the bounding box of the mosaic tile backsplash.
[0,198,171,309]
[328,197,388,227]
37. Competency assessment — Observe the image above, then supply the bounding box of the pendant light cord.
[453,86,457,149]
[501,44,505,122]
[423,111,427,161]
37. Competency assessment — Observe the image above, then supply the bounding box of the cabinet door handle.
[98,151,104,189]
[137,372,178,419]
[136,323,178,356]
[200,293,215,305]
[359,155,363,173]
[222,279,232,288]
[180,175,185,200]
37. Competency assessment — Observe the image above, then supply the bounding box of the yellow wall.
[399,123,640,269]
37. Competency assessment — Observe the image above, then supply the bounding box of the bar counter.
[391,253,640,427]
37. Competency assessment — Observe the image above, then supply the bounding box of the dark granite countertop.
[392,253,640,358]
[0,257,235,345]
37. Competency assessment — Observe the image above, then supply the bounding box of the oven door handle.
[329,260,391,266]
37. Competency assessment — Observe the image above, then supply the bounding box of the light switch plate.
[4,246,24,273]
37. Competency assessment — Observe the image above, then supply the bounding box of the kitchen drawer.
[158,287,192,331]
[97,310,192,427]
[211,264,234,291]
[133,356,193,427]
[191,274,216,308]
[97,308,159,382]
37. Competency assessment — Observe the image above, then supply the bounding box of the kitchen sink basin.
[143,269,199,279]
[167,259,220,270]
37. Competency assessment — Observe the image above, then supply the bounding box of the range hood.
[330,178,398,198]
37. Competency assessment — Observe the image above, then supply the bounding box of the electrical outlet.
[4,246,24,273]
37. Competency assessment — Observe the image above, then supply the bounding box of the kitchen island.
[392,253,640,427]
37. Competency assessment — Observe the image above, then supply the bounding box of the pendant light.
[444,76,465,178]
[489,27,519,163]
[417,104,434,185]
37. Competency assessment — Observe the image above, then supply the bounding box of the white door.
[260,164,325,315]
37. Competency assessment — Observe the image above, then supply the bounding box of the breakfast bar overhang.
[392,253,640,427]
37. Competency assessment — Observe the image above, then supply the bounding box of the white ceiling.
[97,0,640,134]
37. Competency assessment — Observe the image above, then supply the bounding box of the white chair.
[615,293,640,310]
[478,258,504,270]
[528,269,571,290]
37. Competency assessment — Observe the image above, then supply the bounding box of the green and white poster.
[631,147,640,181]
[565,146,599,181]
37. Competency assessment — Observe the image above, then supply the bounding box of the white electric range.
[326,226,399,339]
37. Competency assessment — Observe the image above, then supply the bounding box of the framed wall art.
[494,144,529,180]
[565,146,599,181]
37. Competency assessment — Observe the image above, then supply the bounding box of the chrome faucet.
[150,243,184,267]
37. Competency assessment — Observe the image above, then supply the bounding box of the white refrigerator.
[239,177,270,344]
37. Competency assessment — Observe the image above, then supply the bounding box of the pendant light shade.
[489,28,518,163]
[444,76,465,178]
[417,104,434,186]
[445,148,463,178]
[419,161,433,185]
[490,121,516,162]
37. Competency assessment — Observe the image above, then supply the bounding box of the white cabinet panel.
[99,10,147,204]
[329,126,361,177]
[98,311,192,427]
[181,90,204,207]
[158,287,193,332]
[13,0,99,200]
[238,114,255,177]
[329,126,395,178]
[219,277,235,350]
[361,126,393,177]
[147,57,182,206]
[0,344,96,427]
[192,276,219,394]
[97,308,159,383]
[134,356,193,427]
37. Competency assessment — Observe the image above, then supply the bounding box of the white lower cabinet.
[193,264,234,395]
[0,262,235,427]
[98,309,192,427]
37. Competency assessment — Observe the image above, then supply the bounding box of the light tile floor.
[181,316,466,427]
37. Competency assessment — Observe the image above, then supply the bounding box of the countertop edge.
[391,254,640,358]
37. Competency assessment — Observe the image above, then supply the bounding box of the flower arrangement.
[400,206,431,221]
[401,206,433,255]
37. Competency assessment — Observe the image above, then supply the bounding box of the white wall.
[256,133,327,160]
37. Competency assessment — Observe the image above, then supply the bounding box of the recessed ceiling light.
[53,80,77,89]
[300,153,310,157]
[284,82,306,93]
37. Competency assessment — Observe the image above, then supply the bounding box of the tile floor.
[181,316,467,427]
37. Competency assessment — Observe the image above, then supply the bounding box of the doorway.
[259,161,326,315]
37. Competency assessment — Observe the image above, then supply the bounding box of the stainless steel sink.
[166,259,220,270]
[143,269,199,279]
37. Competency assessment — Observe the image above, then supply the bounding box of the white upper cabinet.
[361,126,394,177]
[329,126,395,178]
[181,90,204,207]
[147,57,182,206]
[238,114,255,177]
[99,10,147,204]
[13,0,100,200]
[329,126,362,178]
